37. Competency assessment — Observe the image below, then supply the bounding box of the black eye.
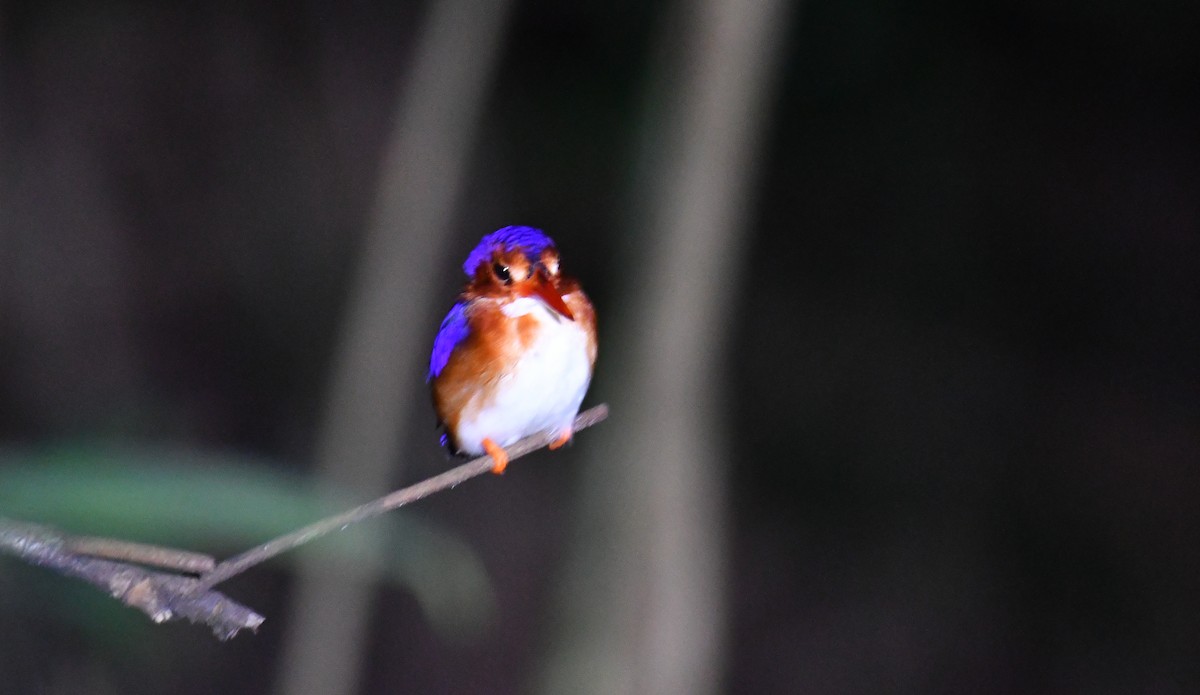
[492,262,511,284]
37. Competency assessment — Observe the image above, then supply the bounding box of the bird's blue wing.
[428,302,469,381]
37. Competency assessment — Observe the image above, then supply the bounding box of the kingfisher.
[428,226,597,474]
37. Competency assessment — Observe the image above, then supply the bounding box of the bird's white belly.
[454,298,592,454]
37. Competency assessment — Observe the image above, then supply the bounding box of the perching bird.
[428,226,597,474]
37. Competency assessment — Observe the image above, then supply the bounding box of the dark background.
[2,1,1198,693]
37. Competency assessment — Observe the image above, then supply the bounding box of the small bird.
[428,226,597,474]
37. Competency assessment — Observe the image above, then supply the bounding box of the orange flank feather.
[564,286,598,367]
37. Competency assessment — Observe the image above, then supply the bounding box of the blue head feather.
[427,301,468,381]
[462,226,555,276]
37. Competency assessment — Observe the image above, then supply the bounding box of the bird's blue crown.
[462,225,555,276]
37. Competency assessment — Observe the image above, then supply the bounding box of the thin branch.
[0,403,607,639]
[191,403,608,594]
[0,519,263,640]
[65,535,216,574]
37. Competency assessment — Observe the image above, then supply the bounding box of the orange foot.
[548,429,573,450]
[482,438,510,474]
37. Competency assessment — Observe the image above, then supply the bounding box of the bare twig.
[192,403,608,594]
[0,519,263,640]
[65,535,216,574]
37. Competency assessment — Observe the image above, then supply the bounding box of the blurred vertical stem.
[273,1,514,694]
[537,0,792,693]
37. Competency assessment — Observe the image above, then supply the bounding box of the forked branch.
[0,519,263,639]
[0,403,608,639]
